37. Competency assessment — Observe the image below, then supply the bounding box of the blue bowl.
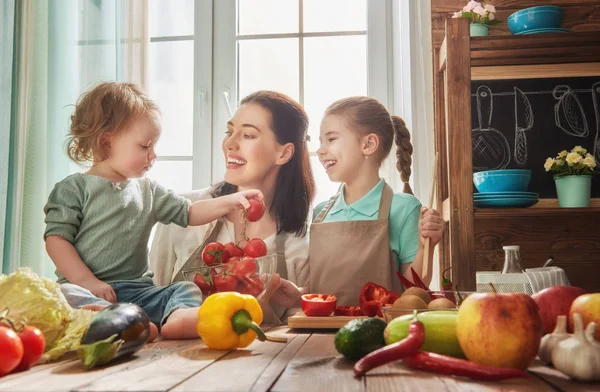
[473,169,531,192]
[508,6,564,35]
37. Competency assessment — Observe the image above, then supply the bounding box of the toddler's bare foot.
[160,308,200,340]
[81,304,159,342]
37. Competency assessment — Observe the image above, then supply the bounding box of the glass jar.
[502,245,524,274]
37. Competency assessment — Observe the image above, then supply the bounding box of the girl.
[150,90,315,323]
[311,96,444,305]
[44,82,262,339]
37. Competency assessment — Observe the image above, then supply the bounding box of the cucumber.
[384,310,464,358]
[335,318,387,361]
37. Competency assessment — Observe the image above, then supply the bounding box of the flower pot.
[554,175,592,208]
[470,23,489,37]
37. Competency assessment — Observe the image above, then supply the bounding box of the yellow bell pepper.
[196,291,266,350]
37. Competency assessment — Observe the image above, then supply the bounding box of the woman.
[150,90,315,322]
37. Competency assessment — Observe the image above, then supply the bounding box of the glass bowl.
[182,253,277,299]
[382,291,476,323]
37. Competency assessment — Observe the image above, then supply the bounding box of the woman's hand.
[257,273,304,321]
[418,207,444,247]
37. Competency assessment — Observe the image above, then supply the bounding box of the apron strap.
[378,183,394,220]
[274,233,288,280]
[313,184,343,224]
[173,219,224,282]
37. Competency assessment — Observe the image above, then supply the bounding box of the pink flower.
[452,11,463,18]
[484,4,496,13]
[474,5,486,16]
[488,12,495,20]
[463,0,480,12]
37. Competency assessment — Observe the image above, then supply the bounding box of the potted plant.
[544,146,597,208]
[452,1,500,37]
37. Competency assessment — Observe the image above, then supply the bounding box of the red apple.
[456,291,543,370]
[569,293,600,341]
[532,285,586,334]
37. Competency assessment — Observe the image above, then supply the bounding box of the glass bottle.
[502,245,524,274]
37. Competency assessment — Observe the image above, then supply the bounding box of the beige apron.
[309,183,402,306]
[173,218,289,323]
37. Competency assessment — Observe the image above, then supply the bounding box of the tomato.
[301,294,337,317]
[202,242,230,265]
[14,326,45,371]
[333,305,364,317]
[243,238,267,258]
[213,274,238,292]
[193,272,215,293]
[359,282,399,317]
[246,199,265,222]
[224,257,240,275]
[224,242,244,258]
[239,276,264,297]
[234,257,258,280]
[0,326,24,376]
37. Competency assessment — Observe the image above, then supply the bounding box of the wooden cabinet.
[432,17,600,292]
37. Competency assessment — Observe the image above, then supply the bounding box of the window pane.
[238,38,300,102]
[147,161,192,194]
[310,156,341,207]
[149,0,194,37]
[303,35,367,151]
[149,41,194,156]
[303,0,366,33]
[238,0,299,35]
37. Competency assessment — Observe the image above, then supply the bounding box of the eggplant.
[77,303,151,369]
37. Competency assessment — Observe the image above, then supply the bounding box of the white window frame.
[211,0,395,189]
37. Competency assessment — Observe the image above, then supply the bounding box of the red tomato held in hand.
[333,305,364,317]
[240,276,264,297]
[202,242,230,265]
[224,242,244,258]
[243,238,267,258]
[234,257,258,280]
[14,326,45,371]
[213,274,238,292]
[0,326,24,376]
[246,199,265,222]
[301,294,337,317]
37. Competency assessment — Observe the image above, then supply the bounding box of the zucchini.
[77,303,151,369]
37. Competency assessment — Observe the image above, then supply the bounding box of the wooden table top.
[0,326,597,392]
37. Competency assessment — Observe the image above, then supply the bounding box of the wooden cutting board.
[287,311,369,329]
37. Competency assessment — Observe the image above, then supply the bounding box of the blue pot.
[470,23,489,37]
[508,6,564,35]
[473,169,531,192]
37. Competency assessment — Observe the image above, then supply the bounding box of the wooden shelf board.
[474,206,600,218]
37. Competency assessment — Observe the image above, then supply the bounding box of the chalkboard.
[471,76,600,198]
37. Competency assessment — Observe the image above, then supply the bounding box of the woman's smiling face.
[222,102,284,188]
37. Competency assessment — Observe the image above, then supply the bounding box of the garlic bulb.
[551,313,600,382]
[538,315,571,365]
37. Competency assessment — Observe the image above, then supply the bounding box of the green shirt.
[313,179,421,270]
[44,173,190,284]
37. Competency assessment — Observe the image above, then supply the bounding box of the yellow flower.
[544,157,555,171]
[566,152,582,166]
[583,153,596,169]
[572,146,587,154]
[555,159,565,166]
[558,150,568,158]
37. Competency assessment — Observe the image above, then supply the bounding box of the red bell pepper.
[301,294,337,317]
[359,282,399,317]
[333,306,364,317]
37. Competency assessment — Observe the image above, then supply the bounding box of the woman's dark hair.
[211,91,316,236]
[324,96,414,195]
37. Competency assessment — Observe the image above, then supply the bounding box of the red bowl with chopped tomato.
[182,253,277,299]
[301,294,337,317]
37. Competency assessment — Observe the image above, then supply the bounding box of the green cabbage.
[0,268,95,362]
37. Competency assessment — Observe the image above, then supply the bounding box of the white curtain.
[4,0,147,277]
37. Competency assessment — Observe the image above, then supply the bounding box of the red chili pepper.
[359,282,399,317]
[440,267,457,304]
[354,311,425,377]
[410,267,430,291]
[403,352,529,381]
[333,306,364,317]
[396,272,416,290]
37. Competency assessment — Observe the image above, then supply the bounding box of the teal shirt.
[313,179,421,271]
[44,173,191,284]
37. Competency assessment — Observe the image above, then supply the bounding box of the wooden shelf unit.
[434,18,600,292]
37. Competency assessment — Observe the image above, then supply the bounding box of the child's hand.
[227,189,264,211]
[418,207,444,247]
[85,279,117,303]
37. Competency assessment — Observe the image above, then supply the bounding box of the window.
[147,0,393,205]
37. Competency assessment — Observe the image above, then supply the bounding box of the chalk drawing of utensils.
[593,82,600,164]
[514,87,534,165]
[553,85,589,137]
[472,85,511,171]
